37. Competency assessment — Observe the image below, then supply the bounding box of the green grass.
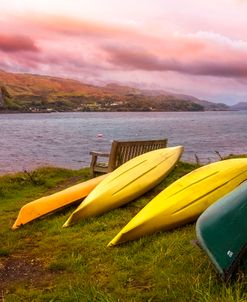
[1,161,247,301]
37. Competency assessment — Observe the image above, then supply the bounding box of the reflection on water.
[0,111,247,174]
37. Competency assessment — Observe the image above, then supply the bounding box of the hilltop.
[0,70,229,112]
[230,102,247,111]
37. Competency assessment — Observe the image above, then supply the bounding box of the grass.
[1,160,247,301]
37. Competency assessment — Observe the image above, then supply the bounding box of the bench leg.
[90,154,97,178]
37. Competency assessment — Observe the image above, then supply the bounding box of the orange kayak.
[12,174,107,229]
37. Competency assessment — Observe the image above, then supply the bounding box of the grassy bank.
[1,162,247,302]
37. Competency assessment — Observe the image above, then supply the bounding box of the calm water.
[0,111,246,174]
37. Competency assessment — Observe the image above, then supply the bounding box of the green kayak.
[196,181,247,281]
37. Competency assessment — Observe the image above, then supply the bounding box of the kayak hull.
[108,158,247,246]
[12,174,107,229]
[196,181,247,281]
[63,146,184,227]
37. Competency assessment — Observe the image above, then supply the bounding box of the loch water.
[0,111,246,174]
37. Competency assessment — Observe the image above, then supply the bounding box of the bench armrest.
[90,151,110,157]
[90,151,110,177]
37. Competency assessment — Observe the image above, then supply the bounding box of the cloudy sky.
[1,0,247,104]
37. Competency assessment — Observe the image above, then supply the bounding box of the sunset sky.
[1,0,247,104]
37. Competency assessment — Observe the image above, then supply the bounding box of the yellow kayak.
[63,146,183,227]
[12,174,107,230]
[108,158,247,246]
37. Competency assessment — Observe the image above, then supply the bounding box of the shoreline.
[1,153,247,177]
[0,109,237,114]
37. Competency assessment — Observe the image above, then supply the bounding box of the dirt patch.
[0,254,54,292]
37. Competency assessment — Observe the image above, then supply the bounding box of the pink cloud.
[104,45,247,77]
[19,13,146,41]
[0,4,247,103]
[0,34,39,52]
[2,15,247,82]
[102,28,247,78]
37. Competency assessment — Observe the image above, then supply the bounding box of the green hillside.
[0,70,229,112]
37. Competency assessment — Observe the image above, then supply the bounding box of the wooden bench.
[90,138,168,177]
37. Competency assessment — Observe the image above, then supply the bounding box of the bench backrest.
[108,139,168,171]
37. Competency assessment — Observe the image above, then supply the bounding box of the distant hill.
[230,102,247,110]
[0,70,229,112]
[191,99,229,111]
